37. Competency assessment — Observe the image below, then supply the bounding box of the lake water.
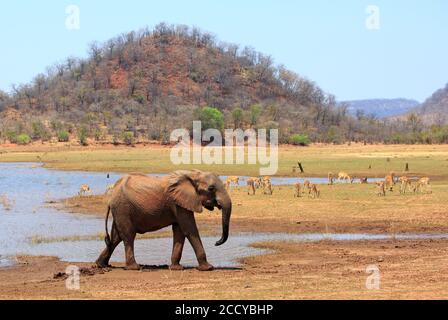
[0,163,441,268]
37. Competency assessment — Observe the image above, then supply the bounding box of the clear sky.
[0,0,447,101]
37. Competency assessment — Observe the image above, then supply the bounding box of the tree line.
[0,23,446,145]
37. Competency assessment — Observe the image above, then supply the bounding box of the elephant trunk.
[215,191,232,246]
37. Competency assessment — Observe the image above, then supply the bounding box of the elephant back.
[110,174,167,213]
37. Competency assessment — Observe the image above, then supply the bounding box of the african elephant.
[95,170,232,271]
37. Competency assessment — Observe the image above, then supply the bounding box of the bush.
[31,122,50,141]
[57,131,70,142]
[78,127,88,146]
[193,106,224,131]
[133,95,145,104]
[122,131,135,146]
[6,131,18,143]
[16,134,31,145]
[289,134,310,146]
[325,126,342,144]
[93,129,102,141]
[231,107,243,128]
[250,104,262,126]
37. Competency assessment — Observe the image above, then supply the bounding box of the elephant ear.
[167,171,203,213]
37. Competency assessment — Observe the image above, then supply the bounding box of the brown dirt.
[1,239,448,299]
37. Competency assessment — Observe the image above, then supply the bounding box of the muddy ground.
[1,239,448,299]
[0,183,442,299]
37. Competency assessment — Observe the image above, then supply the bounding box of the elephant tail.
[104,206,111,248]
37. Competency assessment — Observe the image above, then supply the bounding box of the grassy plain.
[1,143,448,179]
[2,143,448,299]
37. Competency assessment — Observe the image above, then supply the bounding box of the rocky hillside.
[415,84,448,124]
[1,23,351,144]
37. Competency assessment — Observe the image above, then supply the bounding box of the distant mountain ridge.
[340,99,420,118]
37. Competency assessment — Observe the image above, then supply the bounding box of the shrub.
[231,107,243,128]
[193,106,224,131]
[326,126,342,144]
[16,134,31,145]
[250,104,262,126]
[93,129,102,141]
[133,95,145,104]
[289,134,310,146]
[122,131,135,146]
[57,131,70,142]
[31,122,50,141]
[6,131,18,143]
[78,127,88,146]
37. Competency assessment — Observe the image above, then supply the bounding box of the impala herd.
[221,171,431,199]
[77,171,432,199]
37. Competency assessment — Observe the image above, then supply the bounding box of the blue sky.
[0,0,447,101]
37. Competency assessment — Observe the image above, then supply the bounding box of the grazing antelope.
[78,184,91,196]
[247,177,259,195]
[338,172,352,183]
[262,179,273,195]
[328,172,335,185]
[224,176,240,190]
[261,176,271,184]
[399,176,413,194]
[226,176,240,186]
[415,177,431,194]
[376,181,386,197]
[293,182,302,198]
[385,172,396,191]
[360,177,368,184]
[307,183,320,199]
[252,177,263,189]
[303,180,311,192]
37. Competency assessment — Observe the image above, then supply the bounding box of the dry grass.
[61,181,448,235]
[1,144,448,178]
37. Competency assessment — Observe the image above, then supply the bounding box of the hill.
[0,23,353,144]
[0,23,446,145]
[341,99,420,118]
[415,84,448,124]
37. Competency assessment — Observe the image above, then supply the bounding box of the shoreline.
[2,238,448,299]
[2,144,448,299]
[59,188,448,235]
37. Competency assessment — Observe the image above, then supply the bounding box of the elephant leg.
[96,222,122,268]
[170,224,186,271]
[176,208,214,271]
[123,232,139,270]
